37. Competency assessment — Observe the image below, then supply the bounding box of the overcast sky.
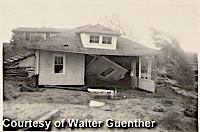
[0,0,199,52]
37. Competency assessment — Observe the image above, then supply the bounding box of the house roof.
[27,24,158,56]
[4,46,34,65]
[77,24,121,36]
[12,27,71,33]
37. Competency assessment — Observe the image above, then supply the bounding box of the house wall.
[14,32,59,42]
[38,50,85,85]
[80,33,117,49]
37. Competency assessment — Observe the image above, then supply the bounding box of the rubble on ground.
[89,100,105,107]
[171,86,198,99]
[153,106,166,112]
[183,106,197,118]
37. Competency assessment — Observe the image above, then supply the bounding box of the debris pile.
[87,88,117,99]
[171,86,198,99]
[183,107,197,118]
[4,67,28,77]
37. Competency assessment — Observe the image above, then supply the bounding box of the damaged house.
[25,24,157,92]
[4,27,70,77]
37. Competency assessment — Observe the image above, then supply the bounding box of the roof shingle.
[27,24,158,56]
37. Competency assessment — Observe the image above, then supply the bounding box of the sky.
[0,0,199,52]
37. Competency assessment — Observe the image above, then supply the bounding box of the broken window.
[102,36,112,44]
[101,67,115,77]
[89,35,99,43]
[54,56,64,73]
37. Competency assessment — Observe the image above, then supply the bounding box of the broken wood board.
[20,85,39,92]
[87,88,116,99]
[171,86,197,99]
[87,88,116,94]
[44,85,86,91]
[19,110,60,131]
[89,100,105,107]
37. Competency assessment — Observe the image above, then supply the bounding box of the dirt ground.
[3,79,197,131]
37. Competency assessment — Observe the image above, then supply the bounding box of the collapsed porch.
[85,55,157,93]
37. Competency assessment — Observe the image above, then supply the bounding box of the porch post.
[147,57,152,80]
[36,50,40,74]
[138,56,141,78]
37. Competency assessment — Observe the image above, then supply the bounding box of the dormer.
[78,24,121,50]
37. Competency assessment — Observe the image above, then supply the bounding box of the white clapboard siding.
[38,50,85,85]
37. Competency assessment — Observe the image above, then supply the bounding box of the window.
[25,32,31,41]
[54,56,64,73]
[89,35,99,43]
[30,33,44,42]
[46,33,50,38]
[101,67,115,77]
[102,36,112,44]
[50,33,57,37]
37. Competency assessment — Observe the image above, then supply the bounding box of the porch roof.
[27,24,158,56]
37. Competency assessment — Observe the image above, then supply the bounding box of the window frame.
[53,54,65,74]
[89,35,100,43]
[102,36,112,44]
[100,67,115,77]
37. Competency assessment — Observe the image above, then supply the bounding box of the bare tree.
[150,28,195,86]
[100,14,137,41]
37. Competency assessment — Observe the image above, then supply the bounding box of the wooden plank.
[13,55,24,59]
[4,74,28,76]
[37,109,60,121]
[19,110,60,131]
[4,61,9,64]
[10,57,19,61]
[17,53,25,57]
[5,59,14,63]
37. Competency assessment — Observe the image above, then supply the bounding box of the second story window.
[25,32,31,41]
[102,36,112,44]
[90,35,99,43]
[46,33,50,38]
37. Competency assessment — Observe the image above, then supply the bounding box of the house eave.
[27,46,158,56]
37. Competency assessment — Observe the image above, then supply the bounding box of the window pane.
[58,57,61,64]
[90,35,99,43]
[54,56,64,73]
[102,36,112,44]
[55,57,58,64]
[101,67,114,77]
[55,65,63,73]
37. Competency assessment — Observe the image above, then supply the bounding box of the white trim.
[53,54,65,75]
[139,56,141,78]
[36,50,40,74]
